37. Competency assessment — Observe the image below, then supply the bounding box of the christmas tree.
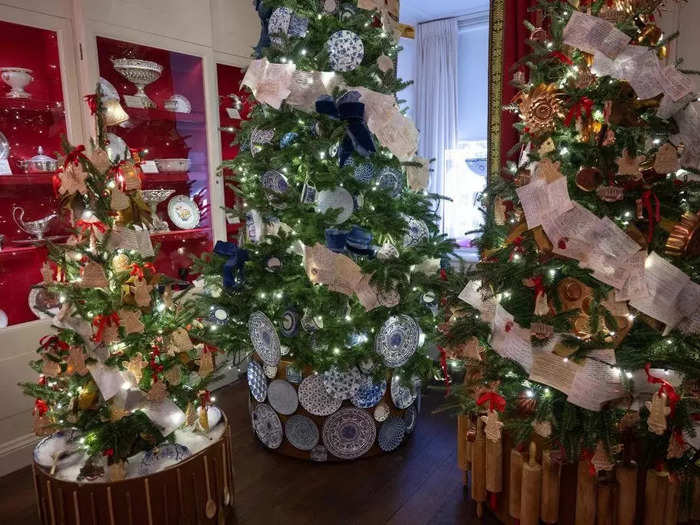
[22,92,220,481]
[195,0,455,457]
[443,0,700,481]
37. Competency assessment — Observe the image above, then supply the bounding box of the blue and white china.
[298,374,342,416]
[34,429,84,470]
[267,379,299,415]
[378,416,406,452]
[327,30,365,72]
[248,311,281,366]
[402,215,429,247]
[322,407,376,460]
[350,376,387,409]
[252,403,283,449]
[138,443,192,476]
[390,373,418,410]
[322,365,363,400]
[284,414,320,451]
[375,314,420,367]
[247,361,268,402]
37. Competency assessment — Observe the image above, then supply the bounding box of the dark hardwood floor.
[0,381,499,525]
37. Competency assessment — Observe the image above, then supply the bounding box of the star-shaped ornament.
[480,409,504,442]
[646,392,671,435]
[58,164,89,196]
[118,309,144,335]
[616,150,645,176]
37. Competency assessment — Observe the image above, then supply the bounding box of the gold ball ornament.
[112,253,130,273]
[517,84,565,136]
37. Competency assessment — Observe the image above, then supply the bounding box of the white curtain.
[415,18,459,233]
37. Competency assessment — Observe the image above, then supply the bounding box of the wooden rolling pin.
[520,442,542,525]
[485,431,503,495]
[691,475,700,522]
[541,450,562,524]
[510,448,524,521]
[644,469,669,525]
[616,463,637,525]
[663,474,680,525]
[596,472,615,525]
[575,459,596,525]
[471,417,487,517]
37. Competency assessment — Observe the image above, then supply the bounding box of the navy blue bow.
[214,241,249,289]
[316,91,376,166]
[253,0,273,57]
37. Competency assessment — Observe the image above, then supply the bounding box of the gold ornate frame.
[487,0,506,183]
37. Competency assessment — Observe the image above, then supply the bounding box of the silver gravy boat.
[12,206,57,240]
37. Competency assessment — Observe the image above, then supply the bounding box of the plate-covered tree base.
[247,359,419,461]
[32,420,234,525]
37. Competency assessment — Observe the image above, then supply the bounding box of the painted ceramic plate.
[322,407,376,460]
[247,361,268,402]
[374,401,391,422]
[284,414,319,451]
[350,376,387,409]
[267,379,299,415]
[402,216,429,247]
[261,170,289,195]
[34,429,84,470]
[315,187,355,225]
[343,157,375,184]
[268,7,292,36]
[378,416,406,452]
[248,311,281,366]
[403,403,417,434]
[322,366,363,400]
[390,374,418,410]
[280,309,299,337]
[105,132,128,163]
[327,30,365,72]
[245,209,265,244]
[138,443,191,476]
[298,373,342,416]
[377,167,403,197]
[167,195,201,230]
[28,284,60,319]
[252,403,284,449]
[375,315,420,367]
[264,365,278,379]
[286,365,303,384]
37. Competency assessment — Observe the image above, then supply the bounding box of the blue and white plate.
[377,167,404,197]
[390,374,418,410]
[403,403,417,434]
[322,407,376,460]
[248,311,281,366]
[280,309,299,337]
[285,414,319,451]
[280,132,298,149]
[350,376,387,409]
[245,209,265,244]
[264,364,278,379]
[261,170,289,195]
[343,158,375,184]
[378,416,406,452]
[327,30,365,72]
[247,361,268,402]
[252,403,284,449]
[139,444,191,476]
[402,216,429,247]
[286,365,303,384]
[298,373,343,416]
[375,315,420,367]
[267,379,299,415]
[250,128,275,157]
[34,429,85,470]
[322,366,364,400]
[315,187,355,225]
[268,7,292,37]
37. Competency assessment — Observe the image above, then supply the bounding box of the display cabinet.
[95,36,215,280]
[216,62,249,242]
[0,15,82,326]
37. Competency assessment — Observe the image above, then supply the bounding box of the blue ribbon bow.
[214,241,249,289]
[253,0,273,57]
[316,91,376,166]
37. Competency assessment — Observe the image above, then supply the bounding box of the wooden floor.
[0,380,499,525]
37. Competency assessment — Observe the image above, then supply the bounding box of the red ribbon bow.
[34,399,48,417]
[549,50,573,65]
[84,94,98,115]
[645,363,680,415]
[477,391,507,412]
[565,97,594,127]
[103,448,114,457]
[39,335,69,353]
[76,219,107,237]
[437,346,452,396]
[641,190,661,244]
[92,313,120,343]
[63,145,87,169]
[129,262,157,280]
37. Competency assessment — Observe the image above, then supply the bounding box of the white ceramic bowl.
[155,158,191,172]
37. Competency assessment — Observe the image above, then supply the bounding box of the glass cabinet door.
[95,36,213,280]
[0,20,71,326]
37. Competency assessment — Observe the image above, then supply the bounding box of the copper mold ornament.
[665,211,700,258]
[516,84,565,135]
